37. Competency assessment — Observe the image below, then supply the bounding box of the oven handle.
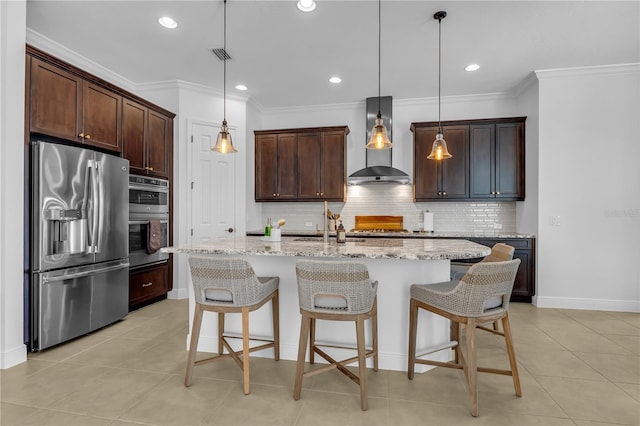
[129,219,169,225]
[128,183,169,193]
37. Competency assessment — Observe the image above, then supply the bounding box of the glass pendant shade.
[212,120,237,154]
[427,131,452,160]
[366,114,393,150]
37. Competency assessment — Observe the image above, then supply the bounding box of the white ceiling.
[26,1,639,110]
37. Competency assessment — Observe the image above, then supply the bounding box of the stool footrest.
[416,340,459,358]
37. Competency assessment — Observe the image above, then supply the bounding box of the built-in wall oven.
[128,175,169,268]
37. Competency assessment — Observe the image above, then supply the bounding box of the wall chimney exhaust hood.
[348,96,410,185]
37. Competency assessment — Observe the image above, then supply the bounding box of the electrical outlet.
[305,222,313,227]
[550,216,561,226]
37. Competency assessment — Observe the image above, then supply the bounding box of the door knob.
[227,228,234,233]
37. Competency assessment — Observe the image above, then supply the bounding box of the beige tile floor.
[1,300,638,426]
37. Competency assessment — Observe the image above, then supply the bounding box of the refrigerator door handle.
[94,161,103,254]
[42,261,130,283]
[87,159,99,254]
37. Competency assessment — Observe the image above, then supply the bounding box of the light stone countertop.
[163,235,491,261]
[246,229,536,239]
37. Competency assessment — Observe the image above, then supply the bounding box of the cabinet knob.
[277,193,280,197]
[85,134,91,140]
[272,193,276,197]
[442,191,447,196]
[320,192,324,196]
[316,192,320,196]
[227,228,234,233]
[496,191,500,195]
[78,133,84,138]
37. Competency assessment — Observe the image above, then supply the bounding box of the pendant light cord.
[377,0,381,116]
[223,0,227,122]
[438,14,442,133]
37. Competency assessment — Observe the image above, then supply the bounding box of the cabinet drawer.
[129,264,169,305]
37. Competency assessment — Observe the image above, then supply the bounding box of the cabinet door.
[511,250,533,298]
[495,122,524,200]
[29,58,83,142]
[440,126,469,199]
[297,133,322,199]
[147,110,171,178]
[414,127,440,200]
[321,131,346,201]
[82,82,122,152]
[276,133,298,199]
[255,134,278,200]
[469,124,495,198]
[122,99,147,175]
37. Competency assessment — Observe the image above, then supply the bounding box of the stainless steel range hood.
[348,96,410,185]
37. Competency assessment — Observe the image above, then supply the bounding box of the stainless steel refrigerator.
[29,139,130,351]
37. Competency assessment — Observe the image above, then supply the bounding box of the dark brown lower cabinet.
[129,263,169,309]
[453,237,535,302]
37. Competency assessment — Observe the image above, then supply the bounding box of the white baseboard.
[534,296,640,313]
[1,344,27,369]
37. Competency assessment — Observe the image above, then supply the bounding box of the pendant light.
[212,0,237,154]
[427,11,452,160]
[366,0,392,150]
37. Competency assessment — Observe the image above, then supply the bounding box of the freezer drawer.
[32,260,129,351]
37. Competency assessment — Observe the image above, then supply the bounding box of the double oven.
[128,175,169,268]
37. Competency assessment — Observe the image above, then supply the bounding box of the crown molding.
[26,28,136,92]
[535,63,640,80]
[512,72,539,98]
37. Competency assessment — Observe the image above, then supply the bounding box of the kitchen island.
[164,236,490,372]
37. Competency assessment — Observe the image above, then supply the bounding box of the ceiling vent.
[211,48,231,61]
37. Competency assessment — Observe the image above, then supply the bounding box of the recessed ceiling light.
[329,76,342,84]
[297,0,316,12]
[158,16,177,29]
[235,84,248,91]
[465,64,480,72]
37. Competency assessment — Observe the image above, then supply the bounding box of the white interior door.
[190,122,236,243]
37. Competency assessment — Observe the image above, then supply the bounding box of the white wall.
[0,0,27,368]
[245,101,263,232]
[535,65,640,311]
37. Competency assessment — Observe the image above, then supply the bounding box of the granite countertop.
[246,229,536,239]
[162,236,491,261]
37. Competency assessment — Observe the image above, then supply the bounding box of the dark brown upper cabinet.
[470,120,525,200]
[413,125,469,201]
[123,99,172,179]
[411,117,525,202]
[255,132,298,201]
[255,126,349,202]
[29,57,122,152]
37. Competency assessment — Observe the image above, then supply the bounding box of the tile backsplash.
[260,184,515,232]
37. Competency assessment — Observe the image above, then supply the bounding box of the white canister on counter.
[423,210,434,232]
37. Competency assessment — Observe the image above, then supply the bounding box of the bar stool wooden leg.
[218,312,225,355]
[272,291,280,361]
[356,316,368,411]
[451,320,460,364]
[372,303,379,372]
[185,303,203,387]
[293,312,311,400]
[309,318,316,364]
[407,298,418,380]
[466,318,478,417]
[502,312,522,397]
[242,307,250,395]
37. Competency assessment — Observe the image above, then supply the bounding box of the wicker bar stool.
[408,259,522,417]
[293,260,378,411]
[185,256,279,395]
[450,243,516,332]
